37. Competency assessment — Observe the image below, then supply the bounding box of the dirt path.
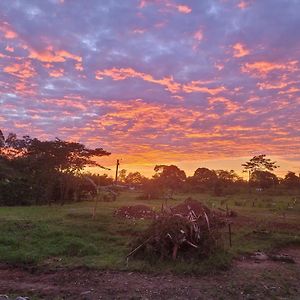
[1,247,300,300]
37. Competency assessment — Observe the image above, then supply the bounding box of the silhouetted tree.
[250,170,279,189]
[0,130,110,205]
[192,167,218,191]
[125,171,146,186]
[213,169,244,195]
[282,171,299,189]
[118,169,127,183]
[154,165,186,195]
[242,155,279,179]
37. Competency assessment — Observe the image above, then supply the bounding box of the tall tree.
[154,165,186,194]
[192,167,218,190]
[282,171,299,189]
[242,154,279,180]
[118,169,127,183]
[0,130,27,159]
[125,171,146,186]
[0,130,111,205]
[250,170,279,189]
[24,137,110,204]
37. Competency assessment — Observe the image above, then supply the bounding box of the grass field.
[0,190,299,274]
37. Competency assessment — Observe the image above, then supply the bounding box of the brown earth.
[1,247,299,299]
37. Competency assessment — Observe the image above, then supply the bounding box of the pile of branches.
[128,198,226,261]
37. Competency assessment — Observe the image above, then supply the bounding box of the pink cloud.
[4,61,36,79]
[241,60,298,76]
[28,46,82,63]
[232,43,250,58]
[96,68,225,95]
[0,22,18,39]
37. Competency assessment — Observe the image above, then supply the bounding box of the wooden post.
[228,223,232,247]
[115,159,120,183]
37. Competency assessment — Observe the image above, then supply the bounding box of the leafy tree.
[250,170,279,189]
[27,138,110,204]
[154,165,186,194]
[0,130,110,205]
[140,178,162,200]
[282,171,299,189]
[192,167,218,190]
[216,169,241,184]
[0,130,27,159]
[118,169,127,183]
[213,169,244,195]
[24,137,110,173]
[125,171,146,186]
[242,154,279,175]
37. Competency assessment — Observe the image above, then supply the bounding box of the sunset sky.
[1,0,300,178]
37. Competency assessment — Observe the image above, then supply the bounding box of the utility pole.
[115,159,120,183]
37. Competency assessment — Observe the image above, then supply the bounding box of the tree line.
[1,130,299,206]
[0,130,111,205]
[117,155,299,198]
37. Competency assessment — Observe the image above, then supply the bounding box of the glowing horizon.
[1,0,300,178]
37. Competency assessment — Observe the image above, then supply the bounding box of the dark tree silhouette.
[242,154,279,174]
[125,171,146,186]
[0,130,110,205]
[154,165,186,195]
[192,167,218,189]
[250,170,279,189]
[282,171,299,189]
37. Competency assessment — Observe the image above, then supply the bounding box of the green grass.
[0,190,299,273]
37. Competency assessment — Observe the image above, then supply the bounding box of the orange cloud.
[185,132,223,138]
[49,68,64,77]
[257,81,289,90]
[232,43,250,58]
[182,81,226,95]
[4,61,36,79]
[29,46,82,63]
[75,62,84,71]
[4,30,17,39]
[15,81,37,96]
[95,67,181,93]
[279,87,300,94]
[0,22,18,39]
[208,97,239,114]
[41,98,87,111]
[56,49,82,62]
[176,4,192,14]
[241,60,298,76]
[96,68,225,95]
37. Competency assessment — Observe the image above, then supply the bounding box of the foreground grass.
[0,190,299,274]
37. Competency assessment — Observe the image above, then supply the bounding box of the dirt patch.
[1,248,300,299]
[114,205,157,219]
